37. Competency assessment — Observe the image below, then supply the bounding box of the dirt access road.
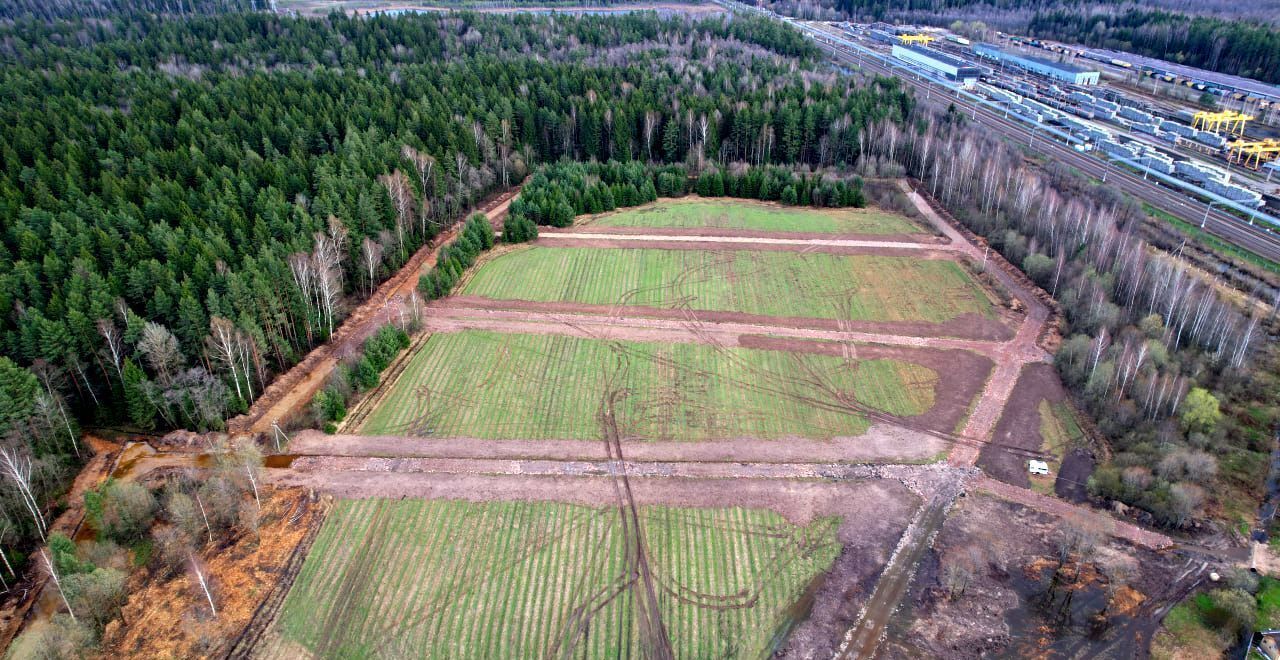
[227,186,520,435]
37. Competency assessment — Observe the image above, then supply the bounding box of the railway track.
[805,28,1280,265]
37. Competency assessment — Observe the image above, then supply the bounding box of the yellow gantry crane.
[1227,139,1280,169]
[897,33,936,46]
[1192,109,1254,136]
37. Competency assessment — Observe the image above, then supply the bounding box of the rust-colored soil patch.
[99,488,322,659]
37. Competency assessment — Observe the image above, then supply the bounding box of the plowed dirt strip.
[290,425,948,465]
[252,498,849,659]
[539,231,945,251]
[426,302,1009,356]
[280,455,888,480]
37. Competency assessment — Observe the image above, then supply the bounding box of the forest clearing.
[460,245,994,324]
[2,6,1271,658]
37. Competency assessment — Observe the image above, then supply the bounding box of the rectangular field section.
[256,499,842,659]
[584,199,923,234]
[461,246,991,324]
[358,330,937,440]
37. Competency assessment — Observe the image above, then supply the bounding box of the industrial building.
[890,44,985,85]
[973,44,1100,85]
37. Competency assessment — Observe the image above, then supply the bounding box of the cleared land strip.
[282,455,890,480]
[539,231,952,251]
[440,295,1014,341]
[973,476,1175,550]
[546,224,944,243]
[424,304,1015,359]
[288,426,950,465]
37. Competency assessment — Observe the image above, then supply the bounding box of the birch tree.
[0,447,45,540]
[96,319,125,384]
[360,237,384,296]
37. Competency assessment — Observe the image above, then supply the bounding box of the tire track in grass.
[380,501,450,658]
[485,502,527,659]
[356,500,428,645]
[310,500,391,657]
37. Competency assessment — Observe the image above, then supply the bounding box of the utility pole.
[1201,201,1215,228]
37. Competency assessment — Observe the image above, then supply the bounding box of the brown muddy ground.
[977,363,1067,488]
[438,295,1017,341]
[287,423,949,465]
[99,488,322,659]
[877,492,1201,660]
[543,224,944,244]
[533,234,961,258]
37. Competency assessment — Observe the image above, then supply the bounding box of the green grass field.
[358,330,937,440]
[586,199,923,235]
[461,246,991,324]
[258,499,842,659]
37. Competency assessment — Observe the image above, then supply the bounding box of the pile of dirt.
[98,487,322,659]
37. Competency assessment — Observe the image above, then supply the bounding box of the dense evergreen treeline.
[418,214,496,300]
[0,0,270,21]
[0,9,913,560]
[506,159,866,237]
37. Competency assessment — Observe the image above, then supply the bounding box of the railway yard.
[718,1,1280,271]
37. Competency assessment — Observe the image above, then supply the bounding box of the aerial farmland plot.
[356,329,942,440]
[458,246,993,325]
[254,198,1043,658]
[579,198,926,236]
[255,498,842,659]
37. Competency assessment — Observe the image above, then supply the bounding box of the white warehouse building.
[891,44,985,86]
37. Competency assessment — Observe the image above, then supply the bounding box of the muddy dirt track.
[438,295,1016,341]
[543,224,945,244]
[287,424,950,465]
[978,362,1068,488]
[227,186,520,434]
